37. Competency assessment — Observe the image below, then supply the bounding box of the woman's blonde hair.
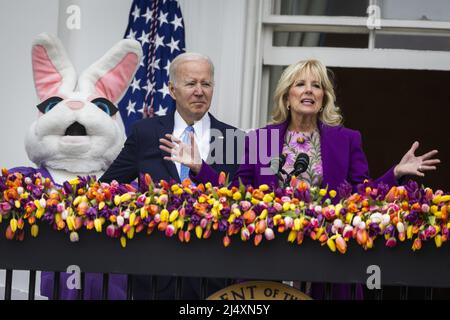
[271,59,343,126]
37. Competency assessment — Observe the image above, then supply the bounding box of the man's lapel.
[157,113,180,182]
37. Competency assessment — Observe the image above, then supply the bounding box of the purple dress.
[10,166,127,300]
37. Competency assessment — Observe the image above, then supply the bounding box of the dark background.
[330,67,450,191]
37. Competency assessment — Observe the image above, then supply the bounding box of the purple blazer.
[192,120,398,192]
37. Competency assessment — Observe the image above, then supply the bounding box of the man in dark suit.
[100,52,243,299]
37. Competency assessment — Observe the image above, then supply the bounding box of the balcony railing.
[1,223,449,300]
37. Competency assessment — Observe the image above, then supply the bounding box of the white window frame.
[242,0,450,129]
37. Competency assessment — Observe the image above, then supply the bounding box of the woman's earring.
[287,105,290,111]
[319,106,324,112]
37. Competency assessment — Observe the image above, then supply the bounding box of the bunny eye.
[91,98,118,116]
[37,96,63,114]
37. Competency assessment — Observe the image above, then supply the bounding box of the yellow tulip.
[120,236,127,248]
[407,225,413,239]
[294,218,301,231]
[319,189,327,197]
[288,230,297,243]
[329,190,337,198]
[263,194,273,203]
[129,212,136,226]
[31,224,39,237]
[169,210,179,222]
[327,238,336,252]
[94,218,102,232]
[259,184,269,191]
[259,209,268,220]
[282,202,290,212]
[127,226,135,239]
[99,201,105,210]
[160,209,169,222]
[140,207,148,219]
[435,235,442,248]
[233,192,242,201]
[10,218,18,232]
[195,225,203,239]
[120,193,131,203]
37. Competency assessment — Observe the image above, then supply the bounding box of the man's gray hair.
[169,52,215,84]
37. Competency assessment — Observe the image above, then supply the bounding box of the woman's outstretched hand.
[159,133,202,175]
[394,141,440,179]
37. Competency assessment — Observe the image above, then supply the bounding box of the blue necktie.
[179,126,195,182]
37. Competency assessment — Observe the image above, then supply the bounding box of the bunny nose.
[66,101,85,110]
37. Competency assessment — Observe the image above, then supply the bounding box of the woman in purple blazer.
[160,59,440,299]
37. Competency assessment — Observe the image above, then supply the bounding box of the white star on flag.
[130,78,141,93]
[154,34,165,50]
[131,6,140,22]
[158,83,170,99]
[142,7,153,24]
[171,14,183,31]
[167,37,180,54]
[158,11,168,26]
[142,79,155,93]
[163,60,171,73]
[126,100,136,116]
[154,106,168,116]
[150,58,160,71]
[126,28,137,40]
[138,30,150,46]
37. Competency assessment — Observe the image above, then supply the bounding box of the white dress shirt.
[172,110,211,178]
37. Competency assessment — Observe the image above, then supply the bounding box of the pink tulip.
[165,224,175,237]
[273,202,282,212]
[240,201,251,211]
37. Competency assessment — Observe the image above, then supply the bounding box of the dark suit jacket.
[101,111,243,184]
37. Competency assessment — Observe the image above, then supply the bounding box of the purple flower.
[384,224,395,237]
[218,220,228,232]
[63,181,73,194]
[405,210,419,224]
[405,180,422,202]
[86,207,97,219]
[190,214,201,226]
[368,223,381,237]
[338,181,352,199]
[221,208,231,218]
[376,182,389,201]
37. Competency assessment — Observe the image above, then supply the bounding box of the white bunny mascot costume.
[22,32,142,184]
[14,33,142,300]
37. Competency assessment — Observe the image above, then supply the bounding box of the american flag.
[119,0,185,136]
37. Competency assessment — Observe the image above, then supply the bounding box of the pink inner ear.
[32,45,63,101]
[95,53,138,103]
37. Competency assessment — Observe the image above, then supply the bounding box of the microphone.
[292,153,310,177]
[269,154,288,182]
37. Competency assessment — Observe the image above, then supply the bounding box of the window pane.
[273,31,369,48]
[380,0,450,22]
[274,0,369,17]
[375,34,450,51]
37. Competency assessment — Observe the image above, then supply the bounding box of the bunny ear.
[31,33,77,101]
[78,39,142,104]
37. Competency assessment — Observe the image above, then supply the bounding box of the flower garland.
[0,168,449,253]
